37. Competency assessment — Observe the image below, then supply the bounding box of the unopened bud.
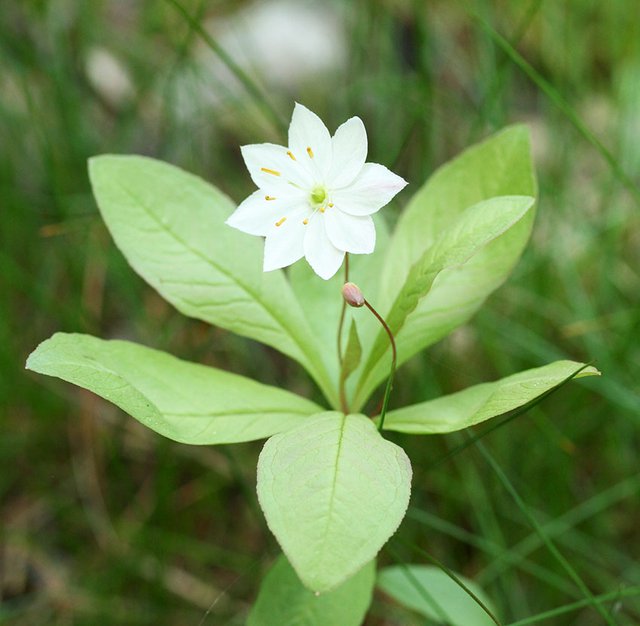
[341,282,365,308]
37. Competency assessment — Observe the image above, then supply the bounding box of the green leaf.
[257,412,412,592]
[26,333,322,444]
[378,565,497,626]
[247,555,375,626]
[382,125,536,303]
[382,360,600,434]
[357,126,536,409]
[88,155,335,405]
[355,195,535,408]
[341,321,362,383]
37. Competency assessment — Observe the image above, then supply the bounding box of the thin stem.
[386,546,451,624]
[475,439,619,626]
[392,540,503,626]
[470,9,640,206]
[506,586,640,626]
[337,254,350,365]
[337,255,350,414]
[163,0,287,136]
[363,299,397,432]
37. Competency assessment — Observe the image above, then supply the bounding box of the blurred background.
[1,0,639,624]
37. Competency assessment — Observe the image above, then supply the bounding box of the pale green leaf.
[382,360,600,434]
[355,195,535,408]
[357,126,536,408]
[247,555,375,626]
[257,412,412,592]
[378,565,497,626]
[382,125,536,303]
[341,321,362,383]
[88,155,335,405]
[26,333,322,444]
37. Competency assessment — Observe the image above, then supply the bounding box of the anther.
[286,151,296,161]
[261,167,281,176]
[275,217,287,227]
[319,207,325,213]
[328,203,334,208]
[265,195,276,201]
[306,146,314,158]
[303,218,309,225]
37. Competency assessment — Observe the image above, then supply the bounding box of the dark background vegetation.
[1,0,639,624]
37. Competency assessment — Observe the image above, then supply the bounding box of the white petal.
[225,190,307,236]
[241,143,313,191]
[328,116,367,188]
[288,103,332,179]
[332,163,407,216]
[303,215,345,280]
[263,209,308,272]
[324,210,376,254]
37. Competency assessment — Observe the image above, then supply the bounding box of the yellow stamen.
[303,218,309,225]
[287,150,296,161]
[265,195,276,201]
[306,146,314,158]
[319,207,325,213]
[328,202,334,208]
[261,167,281,176]
[275,217,287,227]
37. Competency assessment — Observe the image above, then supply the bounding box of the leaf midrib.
[317,414,348,571]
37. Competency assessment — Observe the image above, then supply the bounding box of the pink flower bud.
[341,282,365,308]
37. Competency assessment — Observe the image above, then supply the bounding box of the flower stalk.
[363,300,396,432]
[341,282,397,431]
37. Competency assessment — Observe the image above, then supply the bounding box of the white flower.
[225,103,407,280]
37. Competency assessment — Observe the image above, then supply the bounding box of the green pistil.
[310,186,327,205]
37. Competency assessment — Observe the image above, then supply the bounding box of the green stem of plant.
[392,540,503,626]
[506,586,640,626]
[163,0,287,136]
[337,254,350,414]
[337,254,350,365]
[470,9,640,206]
[475,439,619,626]
[363,299,396,432]
[386,546,452,625]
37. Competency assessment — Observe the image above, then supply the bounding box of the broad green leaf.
[377,565,497,626]
[382,125,536,304]
[382,360,600,434]
[26,333,322,444]
[247,555,375,626]
[257,412,412,592]
[357,126,536,408]
[355,195,535,409]
[289,214,391,395]
[88,156,335,405]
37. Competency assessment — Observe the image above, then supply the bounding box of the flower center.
[310,185,327,206]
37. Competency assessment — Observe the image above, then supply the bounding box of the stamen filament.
[261,167,281,176]
[286,151,296,161]
[275,217,287,227]
[265,195,276,201]
[306,146,314,158]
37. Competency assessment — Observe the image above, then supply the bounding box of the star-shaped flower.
[226,103,407,280]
